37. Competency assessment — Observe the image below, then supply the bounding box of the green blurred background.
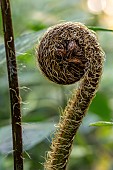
[0,0,113,169]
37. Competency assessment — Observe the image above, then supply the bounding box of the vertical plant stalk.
[37,22,104,169]
[1,0,23,170]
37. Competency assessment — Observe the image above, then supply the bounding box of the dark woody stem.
[1,0,23,170]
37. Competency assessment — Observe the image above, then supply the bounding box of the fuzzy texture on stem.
[36,22,104,170]
[1,0,23,169]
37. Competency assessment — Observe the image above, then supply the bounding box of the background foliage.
[0,0,113,169]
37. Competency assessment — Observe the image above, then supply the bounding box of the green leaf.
[89,121,113,127]
[89,92,111,120]
[0,122,56,154]
[88,26,113,32]
[0,30,44,65]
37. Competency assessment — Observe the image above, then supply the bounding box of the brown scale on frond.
[37,22,90,85]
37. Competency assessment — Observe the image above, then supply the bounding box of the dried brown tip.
[37,22,91,85]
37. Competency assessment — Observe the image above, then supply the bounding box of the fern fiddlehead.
[36,22,104,170]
